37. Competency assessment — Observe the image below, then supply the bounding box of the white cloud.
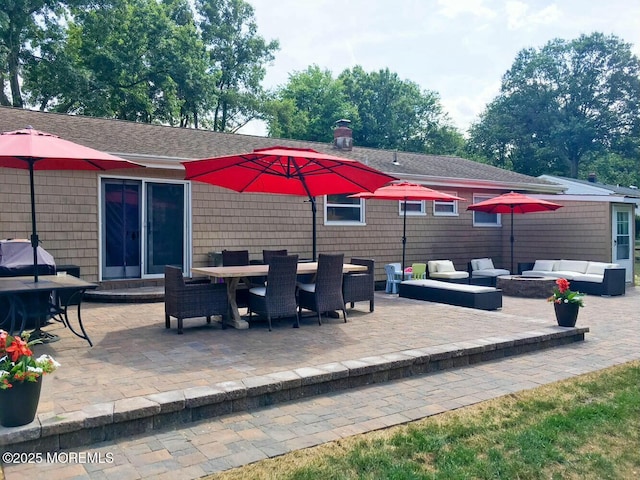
[437,0,497,19]
[505,2,562,31]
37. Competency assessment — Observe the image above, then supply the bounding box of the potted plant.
[0,330,60,427]
[547,278,585,327]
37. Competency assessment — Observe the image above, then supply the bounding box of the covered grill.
[0,239,56,277]
[0,239,56,332]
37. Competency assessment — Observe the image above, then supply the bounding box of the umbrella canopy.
[467,192,562,273]
[350,182,465,280]
[0,126,143,281]
[183,146,396,260]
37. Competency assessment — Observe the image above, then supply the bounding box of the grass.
[206,361,640,480]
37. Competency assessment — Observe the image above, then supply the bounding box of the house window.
[325,194,365,224]
[433,191,459,216]
[472,194,501,226]
[399,200,425,216]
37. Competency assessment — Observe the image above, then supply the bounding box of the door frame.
[98,174,192,281]
[611,203,634,283]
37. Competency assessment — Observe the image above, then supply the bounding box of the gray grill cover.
[0,239,56,276]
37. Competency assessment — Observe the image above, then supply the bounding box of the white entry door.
[612,204,633,283]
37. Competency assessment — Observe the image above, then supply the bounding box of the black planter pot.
[554,302,580,327]
[0,376,42,427]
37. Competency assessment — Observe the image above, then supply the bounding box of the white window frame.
[399,200,426,216]
[324,194,366,225]
[472,194,502,227]
[433,191,459,217]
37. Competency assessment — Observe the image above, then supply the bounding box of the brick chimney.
[588,172,597,183]
[333,119,353,151]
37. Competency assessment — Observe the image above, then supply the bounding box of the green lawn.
[208,362,640,480]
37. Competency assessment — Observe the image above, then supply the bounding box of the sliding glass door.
[101,178,189,280]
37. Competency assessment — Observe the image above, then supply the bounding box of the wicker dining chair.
[164,266,229,334]
[221,249,249,266]
[248,254,300,331]
[298,253,347,325]
[262,249,288,264]
[342,257,375,312]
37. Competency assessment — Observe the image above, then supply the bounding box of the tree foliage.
[3,0,277,130]
[267,65,464,154]
[467,32,640,182]
[196,0,279,132]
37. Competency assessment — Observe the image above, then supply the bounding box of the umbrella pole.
[29,162,39,282]
[311,196,317,262]
[401,200,407,281]
[510,210,514,274]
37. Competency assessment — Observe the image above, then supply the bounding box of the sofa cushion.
[436,260,455,272]
[547,271,578,280]
[403,279,495,293]
[554,260,588,273]
[572,274,604,283]
[476,258,494,270]
[472,268,510,278]
[532,260,555,272]
[430,271,469,280]
[585,262,616,276]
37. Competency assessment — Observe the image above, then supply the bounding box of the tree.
[339,67,462,154]
[0,0,83,107]
[267,65,463,154]
[196,0,279,132]
[266,65,355,141]
[468,33,640,178]
[23,0,213,125]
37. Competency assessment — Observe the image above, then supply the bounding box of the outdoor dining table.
[0,274,98,346]
[191,262,368,329]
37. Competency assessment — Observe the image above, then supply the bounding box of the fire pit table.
[496,275,557,298]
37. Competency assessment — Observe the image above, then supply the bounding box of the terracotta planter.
[0,376,42,427]
[554,302,580,327]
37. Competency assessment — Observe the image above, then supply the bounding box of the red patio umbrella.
[0,126,144,281]
[182,146,397,260]
[350,182,465,280]
[467,191,562,273]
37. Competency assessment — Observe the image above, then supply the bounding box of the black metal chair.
[342,258,375,312]
[248,254,300,331]
[298,253,347,325]
[164,266,229,334]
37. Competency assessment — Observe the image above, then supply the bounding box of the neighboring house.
[0,106,634,285]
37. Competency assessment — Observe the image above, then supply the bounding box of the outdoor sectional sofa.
[519,259,626,296]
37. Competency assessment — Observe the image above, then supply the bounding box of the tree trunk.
[8,48,24,108]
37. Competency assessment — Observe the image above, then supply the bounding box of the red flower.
[556,278,570,294]
[5,336,32,362]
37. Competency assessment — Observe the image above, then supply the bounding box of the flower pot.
[554,302,579,327]
[0,377,43,427]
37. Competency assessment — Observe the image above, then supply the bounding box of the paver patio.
[1,286,638,479]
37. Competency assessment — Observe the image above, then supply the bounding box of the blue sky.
[242,0,640,136]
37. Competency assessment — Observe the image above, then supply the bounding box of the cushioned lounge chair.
[427,260,469,283]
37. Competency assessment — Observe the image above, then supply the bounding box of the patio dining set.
[165,250,375,334]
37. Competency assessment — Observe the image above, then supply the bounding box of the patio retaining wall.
[0,326,588,453]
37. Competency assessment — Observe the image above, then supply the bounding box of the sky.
[240,0,640,137]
